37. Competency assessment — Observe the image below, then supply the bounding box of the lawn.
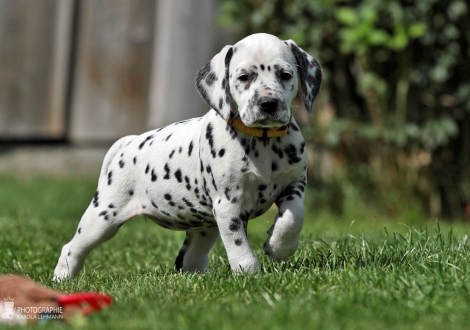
[0,175,469,329]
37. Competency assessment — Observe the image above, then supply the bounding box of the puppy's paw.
[52,268,71,282]
[263,235,299,262]
[232,258,260,274]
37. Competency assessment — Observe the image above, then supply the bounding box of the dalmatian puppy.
[53,33,321,279]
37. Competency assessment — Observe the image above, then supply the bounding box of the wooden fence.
[0,0,226,143]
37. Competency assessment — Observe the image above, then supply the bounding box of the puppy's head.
[196,33,322,128]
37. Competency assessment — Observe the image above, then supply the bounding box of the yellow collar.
[226,111,290,138]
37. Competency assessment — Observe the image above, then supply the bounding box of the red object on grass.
[58,293,113,315]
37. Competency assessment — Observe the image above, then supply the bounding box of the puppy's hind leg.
[174,227,219,273]
[54,135,138,280]
[53,201,122,280]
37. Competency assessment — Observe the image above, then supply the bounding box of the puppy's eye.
[280,72,293,81]
[238,74,249,82]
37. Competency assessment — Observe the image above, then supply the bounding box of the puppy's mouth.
[248,117,290,128]
[245,108,291,128]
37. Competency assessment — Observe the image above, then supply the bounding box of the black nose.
[258,97,278,114]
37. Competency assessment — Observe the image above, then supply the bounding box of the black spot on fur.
[211,176,218,191]
[119,160,125,168]
[258,184,267,191]
[129,190,134,196]
[196,61,211,82]
[260,64,265,70]
[164,194,172,201]
[218,148,225,157]
[145,164,150,174]
[205,71,217,86]
[151,169,158,182]
[284,144,302,164]
[139,135,154,149]
[78,227,81,234]
[165,134,172,141]
[175,169,183,183]
[188,141,194,156]
[206,123,217,158]
[133,156,137,164]
[272,145,284,158]
[276,184,304,204]
[108,203,115,208]
[164,163,171,179]
[107,171,113,185]
[182,197,194,207]
[224,187,232,201]
[93,190,99,207]
[234,238,243,246]
[272,161,278,171]
[185,176,192,190]
[169,149,175,158]
[229,217,241,231]
[239,211,250,222]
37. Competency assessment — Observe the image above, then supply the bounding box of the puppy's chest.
[218,135,307,180]
[205,135,306,212]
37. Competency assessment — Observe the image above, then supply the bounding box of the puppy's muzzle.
[258,97,279,114]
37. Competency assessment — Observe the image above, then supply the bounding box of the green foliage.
[335,3,426,54]
[2,176,470,329]
[219,0,470,218]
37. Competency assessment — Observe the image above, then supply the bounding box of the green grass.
[1,175,470,329]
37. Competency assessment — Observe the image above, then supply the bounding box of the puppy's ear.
[196,45,234,120]
[284,40,322,113]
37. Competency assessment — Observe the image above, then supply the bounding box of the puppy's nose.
[258,97,278,114]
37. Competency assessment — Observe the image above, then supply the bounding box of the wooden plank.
[69,0,155,143]
[0,0,72,139]
[148,0,223,128]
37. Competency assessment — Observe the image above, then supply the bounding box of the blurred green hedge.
[219,0,470,218]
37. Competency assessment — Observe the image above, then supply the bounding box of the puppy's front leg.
[215,204,260,273]
[263,180,306,261]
